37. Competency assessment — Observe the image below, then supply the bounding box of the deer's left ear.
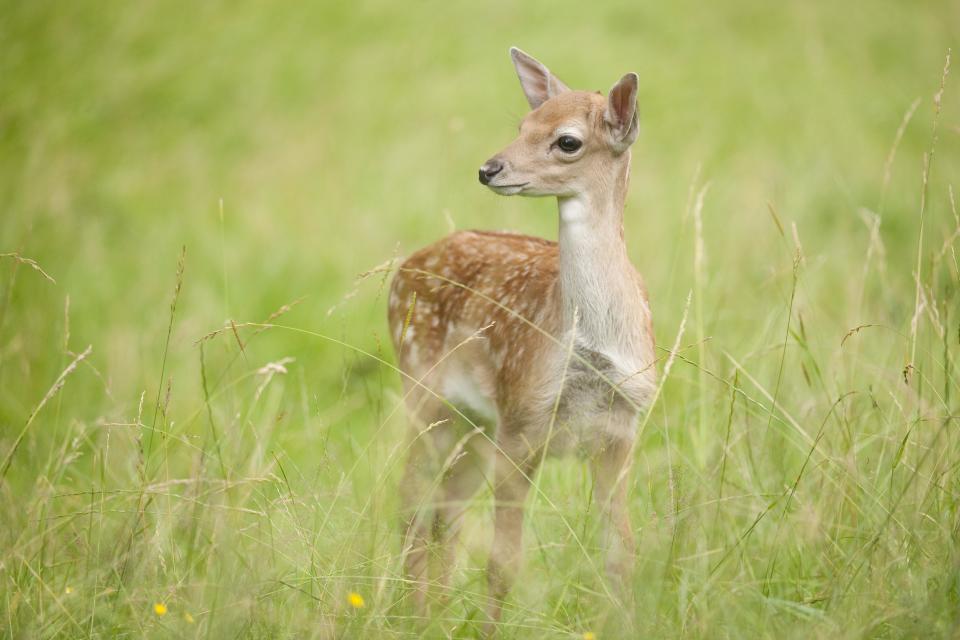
[605,73,639,153]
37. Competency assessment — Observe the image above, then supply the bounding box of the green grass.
[1,0,959,637]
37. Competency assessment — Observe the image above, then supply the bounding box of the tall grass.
[1,1,959,637]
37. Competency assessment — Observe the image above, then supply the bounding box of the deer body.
[388,49,656,624]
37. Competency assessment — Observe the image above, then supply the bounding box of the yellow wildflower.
[347,592,365,609]
[184,612,195,624]
[583,632,597,640]
[153,602,168,616]
[64,587,73,595]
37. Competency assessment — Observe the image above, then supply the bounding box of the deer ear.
[509,47,570,110]
[605,72,639,153]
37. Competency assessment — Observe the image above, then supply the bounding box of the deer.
[387,47,657,625]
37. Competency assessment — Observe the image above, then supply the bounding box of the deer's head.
[479,47,640,199]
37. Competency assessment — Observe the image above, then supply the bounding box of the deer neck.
[556,153,637,347]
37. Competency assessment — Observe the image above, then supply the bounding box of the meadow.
[1,0,959,637]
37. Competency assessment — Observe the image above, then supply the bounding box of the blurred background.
[1,0,959,637]
[2,0,958,408]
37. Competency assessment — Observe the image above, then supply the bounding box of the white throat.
[558,195,591,226]
[556,190,635,351]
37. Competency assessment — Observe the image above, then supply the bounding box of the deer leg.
[399,385,456,612]
[591,436,637,587]
[399,429,436,612]
[486,436,537,626]
[401,383,494,612]
[433,432,493,601]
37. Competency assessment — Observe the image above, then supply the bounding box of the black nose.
[478,160,504,185]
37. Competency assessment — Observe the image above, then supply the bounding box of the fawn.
[388,47,656,623]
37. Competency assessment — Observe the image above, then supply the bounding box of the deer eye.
[556,135,582,153]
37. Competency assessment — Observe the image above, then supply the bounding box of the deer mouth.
[488,182,529,195]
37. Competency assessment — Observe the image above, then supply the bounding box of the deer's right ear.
[510,47,570,110]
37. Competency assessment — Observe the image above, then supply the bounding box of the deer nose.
[478,160,504,185]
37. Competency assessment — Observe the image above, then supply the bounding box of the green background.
[1,0,959,637]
